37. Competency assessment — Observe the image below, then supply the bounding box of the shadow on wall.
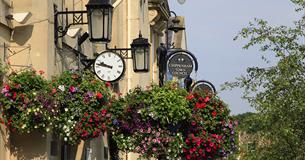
[10,131,47,160]
[12,25,34,46]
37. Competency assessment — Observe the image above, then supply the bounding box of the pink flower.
[206,147,211,152]
[69,86,76,93]
[204,96,210,103]
[152,147,157,152]
[153,139,157,143]
[38,70,44,75]
[52,88,57,94]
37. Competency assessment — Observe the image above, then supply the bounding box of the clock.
[94,51,126,82]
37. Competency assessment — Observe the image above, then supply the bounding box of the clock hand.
[97,62,113,69]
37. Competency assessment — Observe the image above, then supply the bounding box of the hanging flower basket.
[110,82,238,159]
[50,71,112,144]
[0,70,52,133]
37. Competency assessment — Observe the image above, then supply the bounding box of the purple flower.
[86,91,93,98]
[113,119,119,126]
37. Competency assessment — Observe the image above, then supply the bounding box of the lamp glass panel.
[91,9,104,39]
[135,48,145,70]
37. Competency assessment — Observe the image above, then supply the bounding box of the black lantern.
[131,32,151,72]
[86,0,113,43]
[167,11,185,33]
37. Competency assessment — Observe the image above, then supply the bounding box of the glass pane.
[135,49,145,70]
[91,9,104,39]
[104,14,108,39]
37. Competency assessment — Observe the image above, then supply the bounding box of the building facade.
[0,0,187,159]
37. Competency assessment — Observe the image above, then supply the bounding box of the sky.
[168,0,301,115]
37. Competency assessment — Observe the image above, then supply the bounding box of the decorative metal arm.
[105,44,132,59]
[54,6,88,44]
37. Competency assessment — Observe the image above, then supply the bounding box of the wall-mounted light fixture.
[54,0,151,75]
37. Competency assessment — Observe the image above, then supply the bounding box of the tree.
[224,0,305,159]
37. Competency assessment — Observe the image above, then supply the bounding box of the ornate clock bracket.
[105,43,133,59]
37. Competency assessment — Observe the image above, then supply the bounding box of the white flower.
[46,128,50,132]
[68,120,72,123]
[64,137,67,141]
[21,124,26,129]
[64,108,68,112]
[33,92,37,96]
[34,125,38,129]
[58,85,65,91]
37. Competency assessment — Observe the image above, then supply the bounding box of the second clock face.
[94,51,126,82]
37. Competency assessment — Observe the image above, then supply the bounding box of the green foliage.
[224,0,305,159]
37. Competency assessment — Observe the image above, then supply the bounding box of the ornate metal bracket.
[105,44,132,59]
[54,5,88,44]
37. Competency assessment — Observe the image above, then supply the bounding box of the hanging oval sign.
[168,53,194,78]
[191,80,216,94]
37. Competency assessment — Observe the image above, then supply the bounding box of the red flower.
[81,130,89,138]
[204,96,210,103]
[38,70,44,75]
[84,112,89,117]
[212,111,217,118]
[101,109,107,116]
[186,94,195,101]
[96,92,103,99]
[195,102,206,109]
[12,92,17,100]
[4,84,10,90]
[105,82,111,87]
[186,155,191,160]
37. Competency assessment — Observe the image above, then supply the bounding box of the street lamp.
[86,0,113,43]
[167,11,185,33]
[131,32,151,72]
[54,0,113,44]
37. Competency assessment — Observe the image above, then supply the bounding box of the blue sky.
[168,0,300,115]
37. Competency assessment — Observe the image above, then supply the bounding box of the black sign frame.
[166,49,198,79]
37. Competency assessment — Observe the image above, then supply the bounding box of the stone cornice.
[148,0,170,34]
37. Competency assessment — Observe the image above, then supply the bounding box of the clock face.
[94,51,125,82]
